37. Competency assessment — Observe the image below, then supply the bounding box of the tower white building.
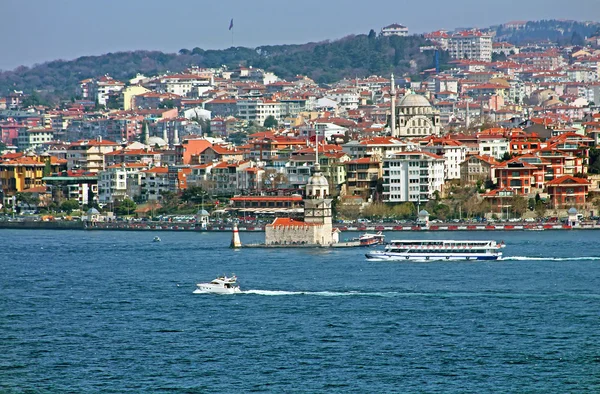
[448,30,493,62]
[382,151,445,203]
[265,142,336,246]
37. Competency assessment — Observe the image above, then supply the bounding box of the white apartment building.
[342,137,416,159]
[326,89,359,111]
[151,74,214,97]
[140,167,170,201]
[420,139,467,180]
[448,31,493,62]
[382,152,445,203]
[237,99,281,125]
[478,136,509,159]
[381,23,409,37]
[17,128,54,152]
[97,163,148,204]
[96,76,125,106]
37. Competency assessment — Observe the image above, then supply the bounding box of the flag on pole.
[229,18,234,30]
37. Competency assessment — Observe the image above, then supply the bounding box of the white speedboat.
[366,240,505,261]
[193,275,241,294]
[153,236,161,242]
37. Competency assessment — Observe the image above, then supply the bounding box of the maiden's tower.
[264,145,337,246]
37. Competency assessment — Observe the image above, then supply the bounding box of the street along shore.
[0,220,595,231]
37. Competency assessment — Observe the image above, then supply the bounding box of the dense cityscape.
[5,8,600,392]
[2,20,600,224]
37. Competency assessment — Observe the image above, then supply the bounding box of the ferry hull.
[366,252,501,261]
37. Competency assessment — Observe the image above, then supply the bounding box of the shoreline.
[0,221,595,231]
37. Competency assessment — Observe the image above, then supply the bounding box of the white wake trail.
[503,256,600,261]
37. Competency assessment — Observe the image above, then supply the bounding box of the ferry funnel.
[230,223,242,248]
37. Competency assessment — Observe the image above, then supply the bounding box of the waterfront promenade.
[0,219,594,231]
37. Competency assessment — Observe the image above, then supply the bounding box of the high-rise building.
[448,30,493,62]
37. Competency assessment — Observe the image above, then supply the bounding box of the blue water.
[2,230,600,393]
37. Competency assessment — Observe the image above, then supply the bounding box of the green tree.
[263,115,278,128]
[15,192,39,212]
[392,202,416,219]
[115,198,137,216]
[362,202,391,221]
[60,199,80,214]
[180,186,208,207]
[43,157,52,177]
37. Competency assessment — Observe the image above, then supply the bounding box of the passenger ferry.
[365,240,505,261]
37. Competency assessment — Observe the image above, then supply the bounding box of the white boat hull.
[193,284,241,294]
[366,251,502,261]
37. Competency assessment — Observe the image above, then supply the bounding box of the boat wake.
[238,289,600,299]
[502,256,600,261]
[242,290,399,297]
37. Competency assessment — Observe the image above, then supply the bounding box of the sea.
[2,229,600,393]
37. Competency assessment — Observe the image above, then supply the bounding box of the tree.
[180,186,208,207]
[336,203,361,220]
[15,192,39,212]
[158,191,180,214]
[263,115,278,128]
[60,200,80,214]
[43,157,52,177]
[391,202,416,219]
[534,201,546,218]
[362,202,391,221]
[115,198,137,216]
[508,195,528,218]
[499,152,512,162]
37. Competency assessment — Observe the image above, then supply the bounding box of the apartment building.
[448,30,493,62]
[382,152,445,203]
[237,99,281,125]
[17,127,54,152]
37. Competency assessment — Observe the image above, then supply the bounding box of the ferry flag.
[229,18,234,31]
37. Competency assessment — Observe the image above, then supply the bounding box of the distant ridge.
[0,19,598,101]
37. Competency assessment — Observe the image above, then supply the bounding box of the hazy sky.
[1,0,599,71]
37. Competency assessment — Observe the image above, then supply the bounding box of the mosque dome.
[398,93,432,108]
[147,136,168,147]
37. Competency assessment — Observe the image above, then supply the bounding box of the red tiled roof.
[268,217,315,227]
[546,175,590,186]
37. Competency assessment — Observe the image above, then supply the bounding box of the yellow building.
[122,85,150,111]
[0,153,67,197]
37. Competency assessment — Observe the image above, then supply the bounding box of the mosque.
[264,147,338,246]
[389,75,441,138]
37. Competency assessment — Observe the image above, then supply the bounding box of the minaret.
[390,74,396,136]
[162,123,169,145]
[466,101,470,130]
[142,121,149,145]
[173,123,180,145]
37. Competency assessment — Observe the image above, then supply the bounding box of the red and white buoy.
[230,223,242,249]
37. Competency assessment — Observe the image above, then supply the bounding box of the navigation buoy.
[230,223,242,249]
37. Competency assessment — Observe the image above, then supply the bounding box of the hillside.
[491,19,600,45]
[0,32,434,101]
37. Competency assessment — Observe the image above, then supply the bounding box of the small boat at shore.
[193,275,241,294]
[357,232,385,246]
[366,239,505,261]
[153,236,161,242]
